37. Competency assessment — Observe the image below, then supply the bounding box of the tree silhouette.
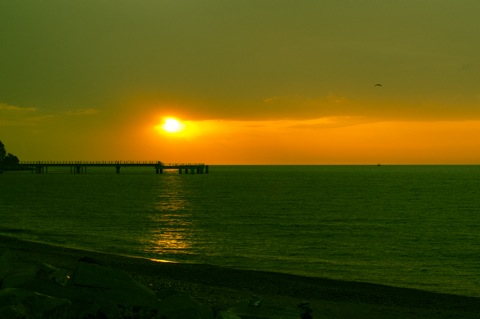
[0,140,6,163]
[4,153,19,166]
[0,140,20,170]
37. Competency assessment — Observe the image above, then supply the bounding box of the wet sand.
[1,235,479,318]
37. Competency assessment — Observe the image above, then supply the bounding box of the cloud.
[260,93,356,120]
[63,108,99,116]
[286,116,368,130]
[0,102,99,127]
[0,103,37,112]
[0,103,39,126]
[263,93,350,107]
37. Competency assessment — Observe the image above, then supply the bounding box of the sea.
[1,165,479,297]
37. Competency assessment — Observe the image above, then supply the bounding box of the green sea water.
[1,165,479,297]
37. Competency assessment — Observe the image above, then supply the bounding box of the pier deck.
[14,161,209,174]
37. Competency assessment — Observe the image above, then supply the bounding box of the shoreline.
[1,235,479,318]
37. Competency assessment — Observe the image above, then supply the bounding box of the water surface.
[1,165,479,297]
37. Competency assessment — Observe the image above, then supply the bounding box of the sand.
[1,235,479,318]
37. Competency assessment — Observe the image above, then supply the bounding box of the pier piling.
[16,161,209,175]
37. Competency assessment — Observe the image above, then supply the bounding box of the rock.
[70,259,161,310]
[78,256,102,264]
[67,293,121,319]
[1,257,79,302]
[247,294,262,307]
[0,249,14,283]
[158,292,214,319]
[1,261,103,317]
[2,255,163,317]
[216,310,242,319]
[2,252,219,318]
[298,301,313,319]
[1,250,68,290]
[227,297,299,319]
[1,261,41,289]
[42,262,71,286]
[0,288,71,318]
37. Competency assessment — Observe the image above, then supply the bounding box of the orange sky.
[1,1,480,164]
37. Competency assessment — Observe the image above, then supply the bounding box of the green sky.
[1,1,480,163]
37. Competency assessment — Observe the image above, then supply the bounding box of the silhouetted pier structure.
[17,161,209,174]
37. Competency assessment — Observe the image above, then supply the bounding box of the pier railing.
[20,161,161,165]
[14,161,209,174]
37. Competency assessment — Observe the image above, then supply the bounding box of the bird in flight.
[374,83,383,87]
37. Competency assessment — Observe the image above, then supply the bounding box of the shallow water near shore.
[1,165,480,297]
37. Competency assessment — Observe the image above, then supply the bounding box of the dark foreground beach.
[1,235,479,318]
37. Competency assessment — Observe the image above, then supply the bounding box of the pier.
[15,161,209,174]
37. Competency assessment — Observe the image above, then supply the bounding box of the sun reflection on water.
[141,176,195,257]
[150,229,191,253]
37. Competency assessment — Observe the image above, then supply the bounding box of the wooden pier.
[15,161,209,174]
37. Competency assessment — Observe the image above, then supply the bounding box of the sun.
[161,117,184,133]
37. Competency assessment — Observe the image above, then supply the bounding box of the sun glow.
[161,117,184,133]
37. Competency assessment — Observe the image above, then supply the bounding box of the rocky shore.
[1,235,479,318]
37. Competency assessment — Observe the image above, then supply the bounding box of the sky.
[1,0,480,164]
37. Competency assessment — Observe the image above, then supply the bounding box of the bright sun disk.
[162,118,184,133]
